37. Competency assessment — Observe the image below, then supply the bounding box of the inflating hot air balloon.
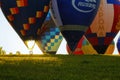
[50,0,100,52]
[85,0,120,54]
[1,0,50,54]
[36,11,63,54]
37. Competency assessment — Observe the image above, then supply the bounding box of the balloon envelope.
[50,0,100,51]
[85,0,120,54]
[1,0,50,49]
[36,12,63,54]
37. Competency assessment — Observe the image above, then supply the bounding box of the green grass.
[0,54,120,80]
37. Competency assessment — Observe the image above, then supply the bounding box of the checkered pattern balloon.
[36,12,63,54]
[41,27,62,53]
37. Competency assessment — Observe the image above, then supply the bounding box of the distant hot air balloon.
[85,0,120,54]
[36,12,63,54]
[1,0,50,54]
[50,0,100,52]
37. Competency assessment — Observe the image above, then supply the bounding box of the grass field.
[0,54,120,80]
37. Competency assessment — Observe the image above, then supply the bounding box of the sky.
[0,8,119,55]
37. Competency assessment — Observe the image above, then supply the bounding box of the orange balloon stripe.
[10,7,19,14]
[36,11,43,18]
[23,23,30,30]
[7,15,14,21]
[28,17,36,24]
[20,30,26,36]
[44,6,49,13]
[16,0,28,7]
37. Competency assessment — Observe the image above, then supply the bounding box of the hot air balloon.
[1,0,50,54]
[50,0,100,52]
[36,11,63,54]
[85,0,120,54]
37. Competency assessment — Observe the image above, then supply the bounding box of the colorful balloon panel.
[36,12,63,54]
[50,0,100,51]
[1,0,50,41]
[81,36,98,54]
[67,36,115,55]
[85,0,120,54]
[66,36,98,55]
[66,37,84,55]
[82,39,115,54]
[105,41,115,54]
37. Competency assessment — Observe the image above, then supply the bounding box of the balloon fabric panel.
[107,0,120,5]
[1,0,50,41]
[40,28,63,53]
[56,0,100,26]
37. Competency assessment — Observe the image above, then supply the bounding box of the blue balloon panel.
[57,0,100,26]
[107,0,120,5]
